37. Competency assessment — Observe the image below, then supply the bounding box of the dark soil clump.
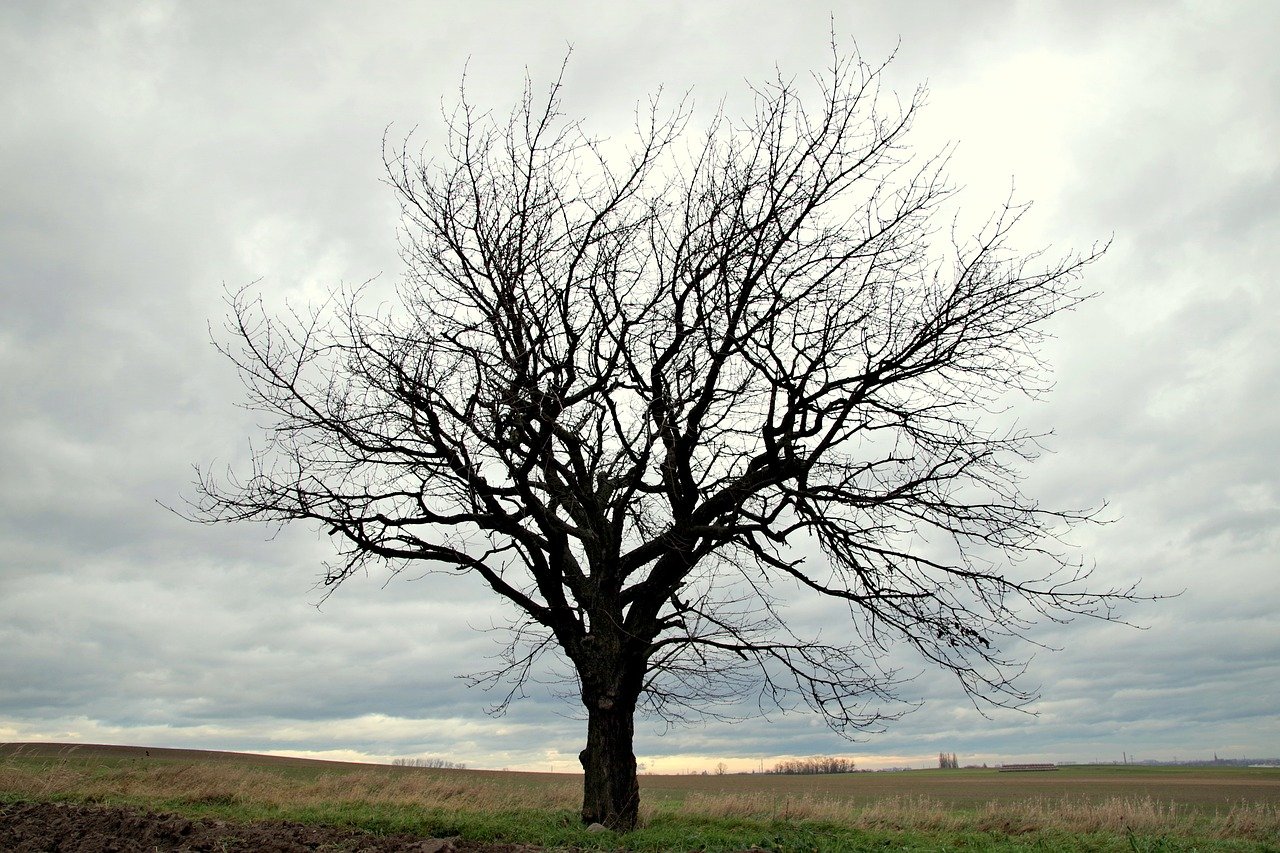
[0,800,543,852]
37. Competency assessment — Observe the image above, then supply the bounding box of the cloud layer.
[2,1,1277,772]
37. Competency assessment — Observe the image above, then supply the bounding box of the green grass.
[3,743,1279,851]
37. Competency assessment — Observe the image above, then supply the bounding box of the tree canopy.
[195,45,1138,829]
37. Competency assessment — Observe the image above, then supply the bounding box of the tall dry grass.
[0,756,580,814]
[3,755,1277,842]
[665,791,1280,840]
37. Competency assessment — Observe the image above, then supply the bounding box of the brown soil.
[0,801,547,853]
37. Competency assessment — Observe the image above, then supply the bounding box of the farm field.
[642,762,1280,811]
[3,742,1279,851]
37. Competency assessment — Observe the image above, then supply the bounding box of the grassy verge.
[2,750,1278,851]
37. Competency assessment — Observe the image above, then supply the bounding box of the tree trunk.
[578,693,640,830]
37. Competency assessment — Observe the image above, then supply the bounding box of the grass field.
[3,742,1279,851]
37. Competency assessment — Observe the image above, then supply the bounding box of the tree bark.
[578,692,640,830]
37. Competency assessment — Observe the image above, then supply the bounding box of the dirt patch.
[0,801,547,852]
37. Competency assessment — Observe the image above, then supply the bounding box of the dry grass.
[0,756,580,814]
[666,789,1280,839]
[3,745,1278,843]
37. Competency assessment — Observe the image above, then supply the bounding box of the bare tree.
[392,757,467,769]
[193,45,1140,830]
[771,756,856,775]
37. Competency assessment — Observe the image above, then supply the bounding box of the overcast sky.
[2,0,1277,774]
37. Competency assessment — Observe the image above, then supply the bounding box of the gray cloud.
[2,1,1277,771]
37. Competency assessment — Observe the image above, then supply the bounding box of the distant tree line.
[769,756,857,775]
[392,757,467,769]
[938,752,959,769]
